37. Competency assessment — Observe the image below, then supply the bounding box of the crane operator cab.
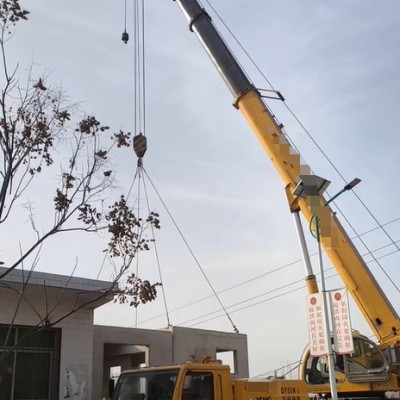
[111,364,218,400]
[302,334,390,385]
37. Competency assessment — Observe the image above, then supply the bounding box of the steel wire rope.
[98,163,140,286]
[132,0,146,135]
[202,0,400,292]
[141,171,171,327]
[178,243,400,328]
[118,160,171,326]
[142,167,239,333]
[123,0,127,33]
[134,165,142,328]
[141,0,146,135]
[133,0,138,136]
[253,360,301,379]
[281,361,302,379]
[139,218,400,325]
[96,167,142,281]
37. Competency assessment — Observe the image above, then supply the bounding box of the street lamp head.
[344,178,361,191]
[293,174,331,198]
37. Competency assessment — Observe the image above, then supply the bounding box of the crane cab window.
[347,337,385,370]
[182,372,214,400]
[305,356,329,384]
[112,370,179,400]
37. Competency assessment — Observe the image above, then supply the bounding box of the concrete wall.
[93,325,249,400]
[0,267,114,399]
[0,283,100,400]
[0,268,249,400]
[170,326,249,379]
[93,325,173,399]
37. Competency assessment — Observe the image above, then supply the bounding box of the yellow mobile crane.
[112,1,400,399]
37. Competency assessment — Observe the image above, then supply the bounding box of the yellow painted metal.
[305,275,318,294]
[173,363,310,400]
[234,379,309,400]
[236,88,400,347]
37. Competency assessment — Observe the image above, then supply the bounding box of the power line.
[138,217,400,326]
[185,243,399,327]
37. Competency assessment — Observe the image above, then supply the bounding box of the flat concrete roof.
[0,266,114,292]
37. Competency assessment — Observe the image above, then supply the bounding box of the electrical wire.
[327,199,400,294]
[138,217,400,325]
[203,0,400,294]
[184,247,400,328]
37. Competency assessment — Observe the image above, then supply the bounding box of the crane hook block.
[122,30,129,44]
[133,134,147,158]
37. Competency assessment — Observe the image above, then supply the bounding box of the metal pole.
[292,212,313,276]
[315,217,338,400]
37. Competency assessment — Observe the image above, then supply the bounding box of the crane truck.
[112,1,400,399]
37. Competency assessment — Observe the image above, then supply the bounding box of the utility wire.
[143,241,400,327]
[138,217,400,325]
[185,244,399,328]
[327,199,400,294]
[203,0,400,293]
[141,238,400,326]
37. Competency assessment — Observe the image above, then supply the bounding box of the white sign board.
[330,288,354,354]
[306,293,328,356]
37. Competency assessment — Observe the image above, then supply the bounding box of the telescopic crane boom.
[173,0,400,346]
[172,0,400,396]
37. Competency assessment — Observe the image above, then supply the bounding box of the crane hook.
[122,30,129,44]
[134,133,147,158]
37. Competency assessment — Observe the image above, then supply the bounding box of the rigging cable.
[124,0,146,136]
[121,0,172,326]
[121,0,129,43]
[142,172,171,327]
[142,168,240,333]
[201,0,400,293]
[134,164,142,328]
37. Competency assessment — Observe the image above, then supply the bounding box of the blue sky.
[5,0,400,376]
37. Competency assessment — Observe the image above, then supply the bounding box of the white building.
[0,268,249,400]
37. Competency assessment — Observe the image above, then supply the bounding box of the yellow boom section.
[174,0,400,346]
[237,88,400,346]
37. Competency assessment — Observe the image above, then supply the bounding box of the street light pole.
[315,216,338,400]
[291,175,361,400]
[324,178,361,206]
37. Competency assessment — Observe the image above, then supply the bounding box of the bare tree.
[0,0,161,362]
